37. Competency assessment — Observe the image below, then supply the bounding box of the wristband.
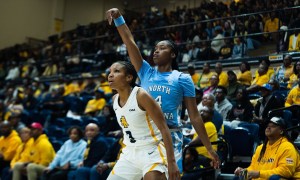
[114,16,125,27]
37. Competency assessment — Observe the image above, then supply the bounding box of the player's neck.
[118,87,133,107]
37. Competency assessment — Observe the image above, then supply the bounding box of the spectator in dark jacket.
[68,123,108,180]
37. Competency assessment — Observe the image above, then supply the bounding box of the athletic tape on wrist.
[114,16,125,27]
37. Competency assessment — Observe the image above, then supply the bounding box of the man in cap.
[234,117,300,179]
[13,122,55,180]
[0,121,22,177]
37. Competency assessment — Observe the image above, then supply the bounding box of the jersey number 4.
[155,96,162,107]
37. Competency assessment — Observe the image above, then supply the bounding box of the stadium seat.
[227,127,254,162]
[238,122,260,143]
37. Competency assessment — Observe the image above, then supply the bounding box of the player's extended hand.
[168,161,180,180]
[208,150,220,169]
[106,8,122,25]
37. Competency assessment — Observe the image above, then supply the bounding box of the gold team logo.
[120,116,129,128]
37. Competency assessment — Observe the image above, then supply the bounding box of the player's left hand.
[208,150,220,169]
[168,161,180,180]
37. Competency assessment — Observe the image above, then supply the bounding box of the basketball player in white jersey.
[107,61,180,180]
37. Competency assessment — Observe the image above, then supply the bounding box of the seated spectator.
[12,122,55,180]
[86,137,124,180]
[231,37,247,59]
[99,105,120,136]
[234,117,299,179]
[226,70,243,102]
[214,86,232,120]
[84,88,106,117]
[68,123,108,180]
[237,61,252,87]
[8,112,25,133]
[197,63,216,89]
[255,59,275,80]
[219,39,233,59]
[22,86,38,111]
[96,74,112,96]
[277,25,288,52]
[188,42,200,61]
[63,76,80,96]
[189,106,218,167]
[274,55,294,83]
[203,75,219,95]
[80,78,97,96]
[253,83,283,140]
[288,31,300,52]
[198,41,213,60]
[215,62,228,87]
[0,121,22,177]
[287,60,300,89]
[42,126,87,180]
[285,80,300,107]
[1,127,33,180]
[196,93,223,133]
[211,29,225,57]
[42,62,58,77]
[247,64,270,93]
[187,63,200,86]
[226,88,254,128]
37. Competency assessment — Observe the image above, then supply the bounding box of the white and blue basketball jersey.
[138,60,195,128]
[113,86,162,146]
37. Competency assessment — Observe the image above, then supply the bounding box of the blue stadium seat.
[238,122,260,143]
[227,127,254,162]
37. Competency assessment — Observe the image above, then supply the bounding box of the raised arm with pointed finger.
[106,8,143,72]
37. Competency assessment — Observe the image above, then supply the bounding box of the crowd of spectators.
[0,0,300,84]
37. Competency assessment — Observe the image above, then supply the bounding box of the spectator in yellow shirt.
[189,106,218,167]
[13,122,55,180]
[234,117,299,179]
[287,60,300,89]
[0,121,22,177]
[288,32,300,52]
[285,82,300,107]
[237,61,252,87]
[187,63,200,86]
[197,63,216,89]
[254,59,275,80]
[84,88,107,116]
[96,74,112,95]
[1,127,33,180]
[215,62,228,87]
[264,12,281,41]
[247,64,270,93]
[63,76,80,96]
